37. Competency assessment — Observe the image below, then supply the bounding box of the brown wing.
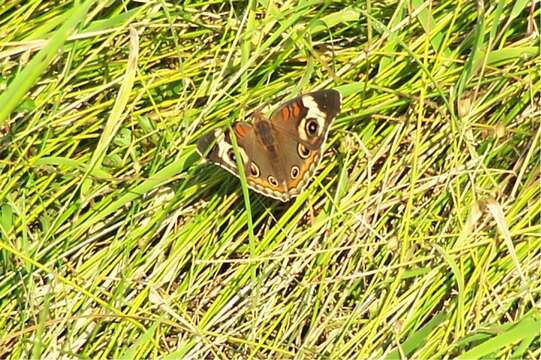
[197,121,292,201]
[268,89,341,196]
[196,89,341,202]
[196,126,245,177]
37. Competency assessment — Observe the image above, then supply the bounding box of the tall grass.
[0,0,539,358]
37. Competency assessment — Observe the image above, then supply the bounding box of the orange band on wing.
[234,123,248,137]
[291,102,301,118]
[247,176,271,188]
[286,151,319,190]
[281,106,290,121]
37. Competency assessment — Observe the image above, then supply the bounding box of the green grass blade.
[457,312,539,359]
[0,0,96,125]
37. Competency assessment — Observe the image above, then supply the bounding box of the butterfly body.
[197,89,341,202]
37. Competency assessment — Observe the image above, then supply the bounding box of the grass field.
[0,0,539,358]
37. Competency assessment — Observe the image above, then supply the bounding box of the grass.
[0,0,539,358]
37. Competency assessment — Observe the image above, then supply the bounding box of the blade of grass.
[0,0,96,125]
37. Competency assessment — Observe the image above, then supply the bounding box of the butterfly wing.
[196,121,291,201]
[197,89,341,202]
[269,89,341,197]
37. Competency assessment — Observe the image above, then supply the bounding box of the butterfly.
[197,89,341,202]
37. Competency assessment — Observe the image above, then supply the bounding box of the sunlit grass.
[0,0,539,358]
